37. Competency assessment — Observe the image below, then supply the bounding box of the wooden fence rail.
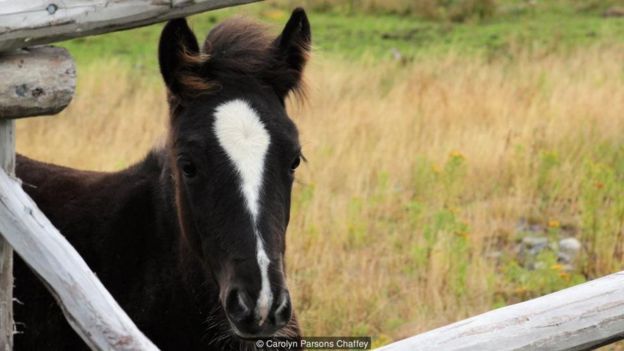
[0,0,258,52]
[0,46,76,119]
[377,271,624,351]
[0,169,159,350]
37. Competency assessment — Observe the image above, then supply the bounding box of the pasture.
[15,0,624,348]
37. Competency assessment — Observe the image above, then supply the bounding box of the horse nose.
[272,290,292,330]
[224,289,292,337]
[224,288,253,325]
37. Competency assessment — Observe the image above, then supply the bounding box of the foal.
[14,8,310,350]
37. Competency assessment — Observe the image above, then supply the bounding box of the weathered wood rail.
[0,0,258,52]
[0,169,159,350]
[0,43,77,351]
[0,0,260,350]
[377,271,624,351]
[0,47,76,119]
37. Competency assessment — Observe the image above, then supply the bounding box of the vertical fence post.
[0,118,15,351]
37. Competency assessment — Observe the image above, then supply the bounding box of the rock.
[517,236,549,269]
[558,237,582,266]
[522,236,548,255]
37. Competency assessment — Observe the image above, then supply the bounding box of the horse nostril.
[225,289,252,323]
[273,291,292,328]
[225,288,292,337]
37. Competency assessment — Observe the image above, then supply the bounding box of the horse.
[13,8,311,350]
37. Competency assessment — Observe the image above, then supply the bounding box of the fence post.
[0,45,76,349]
[0,118,15,351]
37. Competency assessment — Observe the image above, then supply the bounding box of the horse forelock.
[172,16,308,102]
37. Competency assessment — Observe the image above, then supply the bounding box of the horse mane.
[178,17,308,101]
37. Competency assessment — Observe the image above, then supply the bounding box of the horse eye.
[180,159,197,178]
[290,156,301,171]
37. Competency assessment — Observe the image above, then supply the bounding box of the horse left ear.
[272,7,311,98]
[159,18,201,97]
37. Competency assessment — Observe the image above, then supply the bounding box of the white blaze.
[213,99,273,324]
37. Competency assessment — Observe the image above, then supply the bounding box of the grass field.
[16,0,624,348]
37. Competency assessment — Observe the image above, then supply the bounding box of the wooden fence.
[377,270,624,351]
[0,1,258,350]
[2,1,624,350]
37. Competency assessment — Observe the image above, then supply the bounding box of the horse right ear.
[159,18,200,97]
[271,8,311,98]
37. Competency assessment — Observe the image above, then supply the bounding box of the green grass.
[59,1,624,72]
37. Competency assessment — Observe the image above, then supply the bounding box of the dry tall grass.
[16,46,624,345]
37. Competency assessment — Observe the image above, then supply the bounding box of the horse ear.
[159,18,200,96]
[272,8,311,98]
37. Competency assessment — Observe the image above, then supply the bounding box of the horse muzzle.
[224,288,292,338]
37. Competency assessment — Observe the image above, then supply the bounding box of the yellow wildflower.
[559,271,571,281]
[449,150,465,159]
[548,219,560,229]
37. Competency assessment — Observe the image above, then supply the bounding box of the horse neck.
[136,149,187,266]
